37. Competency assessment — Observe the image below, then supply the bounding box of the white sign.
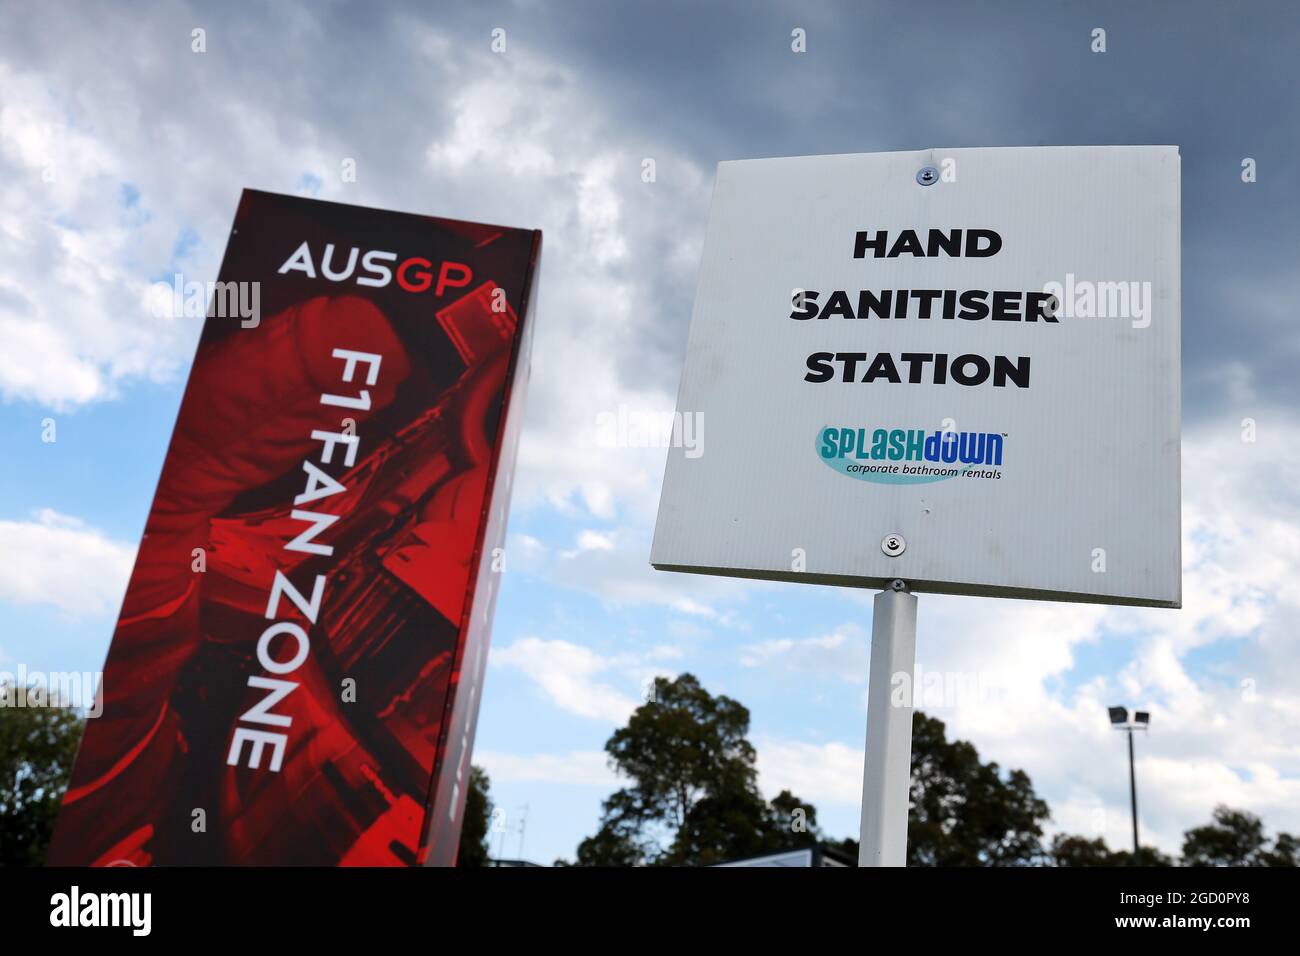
[652,146,1181,607]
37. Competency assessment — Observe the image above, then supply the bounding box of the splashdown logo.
[817,425,1005,484]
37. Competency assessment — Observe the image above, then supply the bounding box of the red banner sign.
[48,190,541,866]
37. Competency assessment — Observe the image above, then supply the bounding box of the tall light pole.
[1107,706,1150,858]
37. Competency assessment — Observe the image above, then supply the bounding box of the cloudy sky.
[2,0,1298,865]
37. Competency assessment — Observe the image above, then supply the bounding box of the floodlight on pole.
[1108,705,1150,859]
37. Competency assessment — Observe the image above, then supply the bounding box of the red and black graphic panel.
[47,190,541,866]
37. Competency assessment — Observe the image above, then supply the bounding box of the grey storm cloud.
[484,0,1300,421]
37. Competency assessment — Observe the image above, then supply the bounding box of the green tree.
[457,765,493,867]
[768,788,820,846]
[573,674,819,866]
[1047,834,1173,867]
[1264,833,1300,867]
[825,836,860,862]
[1181,805,1299,867]
[0,681,85,866]
[907,712,1049,866]
[664,787,819,866]
[1112,845,1176,867]
[1048,834,1119,866]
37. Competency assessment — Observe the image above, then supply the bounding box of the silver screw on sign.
[916,165,939,186]
[881,533,906,557]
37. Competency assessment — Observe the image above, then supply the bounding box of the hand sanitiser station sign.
[651,147,1181,865]
[653,146,1180,607]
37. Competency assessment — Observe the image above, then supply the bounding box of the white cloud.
[490,637,642,723]
[0,62,208,408]
[0,508,134,616]
[740,625,868,677]
[557,529,616,559]
[489,636,686,724]
[504,532,549,574]
[755,738,864,807]
[576,530,615,552]
[538,523,754,622]
[475,750,618,788]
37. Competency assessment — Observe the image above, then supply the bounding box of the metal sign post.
[858,579,917,867]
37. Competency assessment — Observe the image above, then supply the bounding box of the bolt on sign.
[47,191,542,866]
[652,147,1181,608]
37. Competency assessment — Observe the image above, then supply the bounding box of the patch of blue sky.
[0,379,184,540]
[296,172,324,196]
[170,225,202,264]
